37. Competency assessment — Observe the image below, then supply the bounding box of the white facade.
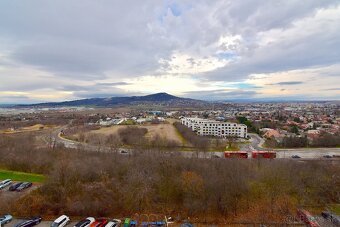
[181,117,248,138]
[98,118,125,126]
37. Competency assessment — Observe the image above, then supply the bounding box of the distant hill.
[17,92,208,108]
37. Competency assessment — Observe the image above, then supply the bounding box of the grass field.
[329,204,340,215]
[0,124,56,134]
[0,169,46,183]
[84,123,183,144]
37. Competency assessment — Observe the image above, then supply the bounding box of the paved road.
[316,216,338,227]
[276,148,340,159]
[50,127,340,160]
[239,133,265,151]
[239,133,340,159]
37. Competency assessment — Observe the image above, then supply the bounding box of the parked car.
[291,155,301,159]
[0,214,13,225]
[9,182,23,191]
[297,209,320,227]
[141,221,166,227]
[323,155,332,158]
[105,219,121,227]
[0,179,12,189]
[130,220,137,227]
[123,218,130,227]
[212,154,220,158]
[90,218,108,227]
[51,215,70,227]
[321,211,340,226]
[16,182,33,192]
[123,219,137,227]
[120,150,128,154]
[74,217,95,227]
[180,223,194,227]
[14,216,42,227]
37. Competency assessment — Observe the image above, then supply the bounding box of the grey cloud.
[0,0,171,79]
[215,0,338,35]
[0,95,30,100]
[0,95,33,104]
[60,82,130,92]
[321,88,340,91]
[59,82,143,99]
[276,81,303,85]
[1,0,338,81]
[0,0,339,101]
[205,26,340,81]
[267,81,304,86]
[96,82,131,86]
[183,89,258,100]
[73,90,144,99]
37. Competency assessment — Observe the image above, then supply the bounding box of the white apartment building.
[181,117,248,138]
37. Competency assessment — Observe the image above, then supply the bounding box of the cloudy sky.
[0,0,339,103]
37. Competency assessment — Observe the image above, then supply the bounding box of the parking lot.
[0,183,39,199]
[9,219,78,227]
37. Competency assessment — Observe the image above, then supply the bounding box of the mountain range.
[17,93,208,108]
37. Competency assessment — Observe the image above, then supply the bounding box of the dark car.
[323,155,332,158]
[321,211,331,219]
[14,216,42,227]
[16,182,33,192]
[120,150,128,154]
[9,182,23,191]
[180,223,194,227]
[291,155,301,159]
[74,217,95,227]
[321,211,340,226]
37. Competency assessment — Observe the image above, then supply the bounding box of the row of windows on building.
[201,126,245,130]
[204,123,238,127]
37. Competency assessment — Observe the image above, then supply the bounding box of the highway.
[240,133,340,159]
[50,127,340,160]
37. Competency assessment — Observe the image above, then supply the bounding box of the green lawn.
[0,169,46,183]
[225,146,240,151]
[329,204,340,215]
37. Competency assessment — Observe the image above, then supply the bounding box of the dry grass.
[0,124,57,134]
[85,123,183,144]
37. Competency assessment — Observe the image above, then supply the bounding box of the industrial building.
[181,117,248,138]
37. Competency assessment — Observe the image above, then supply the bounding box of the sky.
[0,0,339,103]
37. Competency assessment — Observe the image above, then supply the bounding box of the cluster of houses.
[95,111,167,126]
[86,102,339,145]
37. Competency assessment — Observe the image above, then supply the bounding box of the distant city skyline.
[0,0,340,104]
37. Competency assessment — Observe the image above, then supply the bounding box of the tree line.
[0,134,339,223]
[265,131,340,148]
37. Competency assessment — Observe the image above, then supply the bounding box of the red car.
[251,151,276,159]
[297,209,320,227]
[224,151,248,158]
[90,219,108,227]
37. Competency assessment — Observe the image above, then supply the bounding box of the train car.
[251,151,276,159]
[224,151,248,158]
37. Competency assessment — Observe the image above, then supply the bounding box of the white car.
[105,219,121,227]
[0,214,13,225]
[0,179,12,189]
[51,215,70,227]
